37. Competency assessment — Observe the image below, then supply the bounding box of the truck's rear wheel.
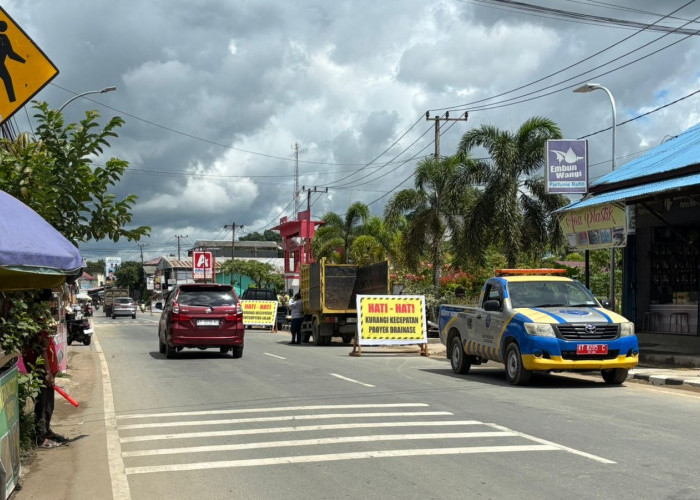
[450,336,471,374]
[505,343,531,385]
[601,368,628,385]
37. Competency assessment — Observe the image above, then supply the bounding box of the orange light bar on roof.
[495,268,567,276]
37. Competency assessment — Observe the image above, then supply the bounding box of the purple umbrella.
[0,190,83,290]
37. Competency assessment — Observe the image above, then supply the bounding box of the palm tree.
[456,116,566,268]
[384,155,469,289]
[312,201,370,263]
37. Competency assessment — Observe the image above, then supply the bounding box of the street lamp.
[574,82,617,311]
[58,86,117,112]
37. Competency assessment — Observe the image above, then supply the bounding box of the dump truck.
[103,287,130,317]
[300,259,390,345]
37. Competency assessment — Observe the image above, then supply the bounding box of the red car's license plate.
[197,319,219,327]
[576,344,608,355]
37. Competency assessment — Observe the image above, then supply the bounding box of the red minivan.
[157,284,244,359]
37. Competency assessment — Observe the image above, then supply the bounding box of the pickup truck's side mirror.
[598,298,612,310]
[483,299,501,312]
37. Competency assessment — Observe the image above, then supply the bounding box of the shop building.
[561,122,700,337]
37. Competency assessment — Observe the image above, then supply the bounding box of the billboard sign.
[105,257,121,283]
[559,201,627,250]
[545,139,588,194]
[192,251,214,280]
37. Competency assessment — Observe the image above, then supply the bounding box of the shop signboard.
[192,251,214,281]
[545,139,588,194]
[559,201,627,250]
[0,363,20,498]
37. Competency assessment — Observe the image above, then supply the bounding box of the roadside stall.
[0,190,83,498]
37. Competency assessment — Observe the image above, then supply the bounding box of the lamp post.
[574,82,617,311]
[58,86,117,112]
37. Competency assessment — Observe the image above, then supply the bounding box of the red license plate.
[576,344,608,355]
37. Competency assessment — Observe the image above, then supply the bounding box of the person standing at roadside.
[289,292,303,344]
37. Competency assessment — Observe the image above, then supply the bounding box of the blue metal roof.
[592,121,700,187]
[560,172,700,211]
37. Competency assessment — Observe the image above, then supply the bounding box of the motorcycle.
[66,310,93,346]
[81,301,93,317]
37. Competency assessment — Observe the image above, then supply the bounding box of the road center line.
[264,352,286,360]
[330,373,375,387]
[117,403,429,420]
[120,420,483,443]
[119,411,452,430]
[486,423,616,464]
[125,445,557,475]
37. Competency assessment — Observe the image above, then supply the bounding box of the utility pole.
[175,234,188,260]
[224,222,244,289]
[293,142,300,218]
[301,186,328,262]
[425,111,469,158]
[138,243,146,302]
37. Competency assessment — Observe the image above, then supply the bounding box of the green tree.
[384,155,469,289]
[85,259,105,277]
[456,116,566,267]
[348,235,386,266]
[312,202,370,263]
[220,260,283,290]
[115,261,145,299]
[239,229,282,242]
[0,102,150,244]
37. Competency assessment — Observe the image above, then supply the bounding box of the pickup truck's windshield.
[508,280,598,309]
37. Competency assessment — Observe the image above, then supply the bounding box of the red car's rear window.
[177,286,238,306]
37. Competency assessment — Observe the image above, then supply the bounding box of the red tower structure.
[272,209,324,291]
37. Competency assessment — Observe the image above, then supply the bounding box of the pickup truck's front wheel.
[505,343,531,385]
[450,336,471,374]
[601,368,628,385]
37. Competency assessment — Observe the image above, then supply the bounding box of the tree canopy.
[0,102,150,245]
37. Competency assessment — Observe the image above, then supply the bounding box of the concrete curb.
[629,369,700,388]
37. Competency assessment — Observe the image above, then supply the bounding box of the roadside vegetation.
[0,102,148,452]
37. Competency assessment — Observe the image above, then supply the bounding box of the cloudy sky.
[6,0,700,263]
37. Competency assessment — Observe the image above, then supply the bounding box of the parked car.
[157,283,244,359]
[112,297,137,319]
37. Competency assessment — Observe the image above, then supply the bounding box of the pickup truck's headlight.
[620,322,635,336]
[524,323,556,337]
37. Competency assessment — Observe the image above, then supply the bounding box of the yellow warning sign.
[0,7,59,123]
[357,295,426,345]
[241,300,278,327]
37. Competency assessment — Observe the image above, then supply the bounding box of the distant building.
[189,240,280,259]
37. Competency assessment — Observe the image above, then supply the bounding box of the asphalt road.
[90,312,700,500]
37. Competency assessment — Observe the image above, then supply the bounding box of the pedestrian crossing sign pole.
[0,6,59,124]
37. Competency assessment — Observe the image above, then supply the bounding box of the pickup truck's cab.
[439,269,639,385]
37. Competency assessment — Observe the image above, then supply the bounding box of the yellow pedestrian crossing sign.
[0,6,58,124]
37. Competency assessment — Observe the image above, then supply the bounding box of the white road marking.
[117,402,429,420]
[486,423,615,464]
[120,420,483,443]
[125,445,558,474]
[122,431,515,457]
[118,411,452,430]
[94,331,132,499]
[264,352,286,360]
[330,373,375,387]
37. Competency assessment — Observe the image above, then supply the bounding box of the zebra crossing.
[114,402,614,476]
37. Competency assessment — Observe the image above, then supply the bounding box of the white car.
[112,297,137,319]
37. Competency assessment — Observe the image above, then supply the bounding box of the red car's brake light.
[172,312,192,323]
